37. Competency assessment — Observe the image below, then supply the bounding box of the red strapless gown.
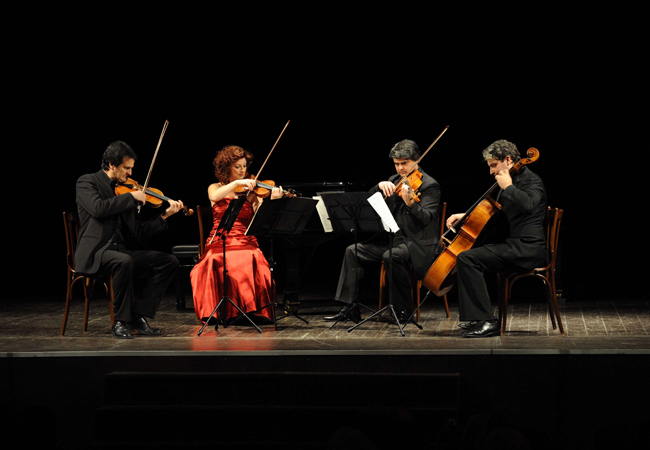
[190,199,273,323]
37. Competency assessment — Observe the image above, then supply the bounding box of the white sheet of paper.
[368,192,400,233]
[313,196,333,232]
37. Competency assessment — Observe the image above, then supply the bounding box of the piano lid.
[281,181,366,197]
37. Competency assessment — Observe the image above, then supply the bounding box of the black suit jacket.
[75,170,168,275]
[370,167,441,278]
[485,166,547,269]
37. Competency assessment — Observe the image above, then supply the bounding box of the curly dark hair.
[482,140,520,162]
[101,141,137,171]
[388,139,420,160]
[213,145,254,184]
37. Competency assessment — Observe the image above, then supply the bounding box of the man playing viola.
[324,139,441,323]
[75,141,184,338]
[446,140,547,338]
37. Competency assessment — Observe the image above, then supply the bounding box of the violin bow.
[396,125,449,187]
[142,120,169,192]
[208,120,290,245]
[136,120,168,212]
[253,120,290,182]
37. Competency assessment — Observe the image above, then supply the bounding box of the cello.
[422,147,540,296]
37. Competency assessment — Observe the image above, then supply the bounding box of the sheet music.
[368,192,400,233]
[313,196,334,232]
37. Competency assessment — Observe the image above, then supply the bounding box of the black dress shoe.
[462,320,500,338]
[323,303,361,323]
[111,321,134,339]
[458,321,478,330]
[126,315,162,336]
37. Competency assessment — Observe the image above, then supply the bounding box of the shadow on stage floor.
[1,287,649,450]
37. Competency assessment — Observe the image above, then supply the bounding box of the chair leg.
[61,277,73,336]
[443,294,450,318]
[497,274,504,334]
[378,263,386,320]
[108,278,115,328]
[546,278,564,335]
[501,278,510,336]
[82,278,91,332]
[415,280,421,322]
[552,299,565,335]
[542,278,558,331]
[549,272,564,335]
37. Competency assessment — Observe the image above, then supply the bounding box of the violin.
[115,178,194,216]
[388,126,449,203]
[422,148,540,296]
[207,120,292,247]
[395,169,423,203]
[233,175,300,198]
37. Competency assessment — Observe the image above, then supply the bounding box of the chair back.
[547,207,564,271]
[196,205,214,258]
[439,202,447,241]
[63,211,80,272]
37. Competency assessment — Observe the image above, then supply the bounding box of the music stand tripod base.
[197,294,263,335]
[347,304,413,336]
[196,196,262,336]
[276,292,309,325]
[327,302,376,329]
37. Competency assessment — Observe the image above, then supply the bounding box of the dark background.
[5,4,647,303]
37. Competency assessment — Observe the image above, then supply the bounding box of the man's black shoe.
[126,315,162,336]
[458,321,478,330]
[324,303,361,323]
[111,321,134,339]
[462,320,500,338]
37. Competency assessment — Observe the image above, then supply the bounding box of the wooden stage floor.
[1,290,650,354]
[2,290,650,450]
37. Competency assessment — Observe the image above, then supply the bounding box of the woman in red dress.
[190,145,284,324]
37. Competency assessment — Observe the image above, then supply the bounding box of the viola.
[422,148,540,296]
[115,178,194,216]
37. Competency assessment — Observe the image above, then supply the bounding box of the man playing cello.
[447,140,547,338]
[324,139,441,323]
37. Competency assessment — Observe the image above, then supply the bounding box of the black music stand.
[246,196,319,328]
[197,196,262,336]
[336,194,423,336]
[320,192,386,329]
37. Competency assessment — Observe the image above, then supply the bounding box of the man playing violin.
[75,141,185,339]
[446,140,547,338]
[324,139,441,323]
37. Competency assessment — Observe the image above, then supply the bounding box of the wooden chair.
[196,204,214,259]
[497,207,565,335]
[61,212,115,335]
[379,202,450,321]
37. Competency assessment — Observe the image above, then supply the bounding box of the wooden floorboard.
[2,290,650,354]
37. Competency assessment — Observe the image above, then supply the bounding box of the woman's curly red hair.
[213,145,254,184]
